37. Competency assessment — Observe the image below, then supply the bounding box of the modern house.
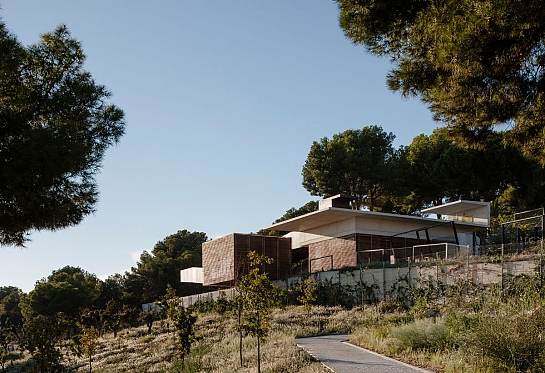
[182,194,490,287]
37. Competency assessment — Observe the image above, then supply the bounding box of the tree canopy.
[302,126,396,211]
[21,266,101,320]
[336,0,545,162]
[0,286,23,328]
[0,22,125,246]
[129,230,209,302]
[302,126,545,217]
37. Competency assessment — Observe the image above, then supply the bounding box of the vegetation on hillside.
[0,22,125,247]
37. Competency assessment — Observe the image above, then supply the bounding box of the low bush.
[464,306,545,372]
[390,319,449,353]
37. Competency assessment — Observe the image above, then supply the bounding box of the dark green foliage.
[130,230,209,303]
[100,299,135,338]
[172,307,197,372]
[23,313,69,373]
[188,299,215,314]
[212,291,233,316]
[336,0,545,163]
[96,273,136,310]
[139,308,161,334]
[313,279,356,309]
[302,126,396,211]
[0,22,125,246]
[21,266,101,320]
[0,318,17,372]
[403,128,545,214]
[0,286,23,329]
[297,277,318,314]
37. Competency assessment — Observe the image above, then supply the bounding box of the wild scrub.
[4,305,335,373]
[348,273,545,373]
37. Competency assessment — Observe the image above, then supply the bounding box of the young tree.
[23,313,69,373]
[302,126,396,211]
[212,291,231,317]
[76,323,99,373]
[336,0,545,162]
[162,284,181,320]
[233,294,245,368]
[139,308,161,335]
[0,22,125,246]
[172,306,197,372]
[100,299,134,338]
[297,277,318,315]
[238,251,282,373]
[0,319,17,372]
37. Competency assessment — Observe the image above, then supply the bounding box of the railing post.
[501,224,505,292]
[466,245,470,296]
[539,215,545,288]
[382,249,386,301]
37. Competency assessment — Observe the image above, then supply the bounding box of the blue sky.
[0,1,437,292]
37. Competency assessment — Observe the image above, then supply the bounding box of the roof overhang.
[266,207,483,233]
[421,200,489,215]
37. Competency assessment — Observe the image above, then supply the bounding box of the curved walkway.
[295,335,433,373]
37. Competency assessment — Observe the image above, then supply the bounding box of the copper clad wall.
[308,233,424,273]
[202,234,235,286]
[309,234,357,272]
[202,233,291,286]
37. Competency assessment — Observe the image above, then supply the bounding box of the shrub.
[464,306,545,372]
[390,319,449,352]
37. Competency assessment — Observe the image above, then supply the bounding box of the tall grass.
[348,274,545,373]
[5,307,338,373]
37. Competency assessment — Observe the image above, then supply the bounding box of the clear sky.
[0,1,437,292]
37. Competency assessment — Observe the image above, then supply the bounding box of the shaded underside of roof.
[266,207,481,233]
[421,200,488,215]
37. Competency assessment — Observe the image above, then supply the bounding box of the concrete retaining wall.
[168,259,539,308]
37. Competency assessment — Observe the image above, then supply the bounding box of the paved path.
[295,335,433,373]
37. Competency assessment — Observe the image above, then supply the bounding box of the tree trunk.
[238,303,243,368]
[257,311,261,373]
[257,336,261,373]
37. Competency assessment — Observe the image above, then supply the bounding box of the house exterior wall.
[202,234,235,286]
[233,234,292,282]
[202,233,291,286]
[290,216,475,251]
[309,234,357,272]
[291,218,357,247]
[307,231,469,273]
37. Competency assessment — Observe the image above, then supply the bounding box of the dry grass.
[5,307,342,373]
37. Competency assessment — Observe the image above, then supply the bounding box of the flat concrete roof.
[421,200,489,215]
[266,207,482,232]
